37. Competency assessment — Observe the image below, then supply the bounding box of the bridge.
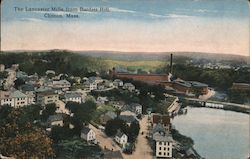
[182,97,250,112]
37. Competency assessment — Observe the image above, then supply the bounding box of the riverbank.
[172,129,202,159]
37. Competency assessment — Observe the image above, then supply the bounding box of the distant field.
[104,59,167,71]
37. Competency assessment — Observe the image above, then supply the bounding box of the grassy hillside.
[104,59,167,72]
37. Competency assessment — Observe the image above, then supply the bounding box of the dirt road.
[122,115,153,159]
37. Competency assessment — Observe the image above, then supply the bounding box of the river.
[172,107,250,159]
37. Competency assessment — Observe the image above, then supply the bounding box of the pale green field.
[104,59,167,71]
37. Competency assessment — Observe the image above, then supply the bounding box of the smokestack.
[170,53,173,74]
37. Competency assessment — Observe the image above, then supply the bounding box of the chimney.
[170,54,173,74]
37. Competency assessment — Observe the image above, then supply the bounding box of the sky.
[1,0,249,56]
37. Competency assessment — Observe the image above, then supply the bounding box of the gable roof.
[116,130,126,138]
[65,92,82,98]
[81,127,92,134]
[119,115,137,124]
[47,114,63,123]
[152,114,170,125]
[153,132,173,142]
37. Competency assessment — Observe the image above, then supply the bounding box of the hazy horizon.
[1,0,249,56]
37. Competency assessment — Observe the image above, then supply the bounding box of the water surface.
[172,107,250,159]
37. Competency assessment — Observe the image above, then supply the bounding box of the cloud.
[196,9,218,13]
[109,7,136,13]
[149,13,193,19]
[20,18,45,22]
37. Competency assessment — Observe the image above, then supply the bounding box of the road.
[89,124,121,151]
[122,115,153,159]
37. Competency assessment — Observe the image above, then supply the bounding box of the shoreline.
[185,104,250,114]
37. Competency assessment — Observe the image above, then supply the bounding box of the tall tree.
[0,105,54,158]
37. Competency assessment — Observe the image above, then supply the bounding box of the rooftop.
[65,92,82,98]
[81,127,91,134]
[153,132,173,142]
[47,114,63,122]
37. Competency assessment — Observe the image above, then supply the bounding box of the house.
[119,112,137,126]
[65,92,83,103]
[103,80,114,88]
[52,80,71,91]
[89,76,103,84]
[26,91,36,105]
[115,130,128,148]
[46,70,56,76]
[11,64,19,71]
[81,127,96,142]
[152,114,171,132]
[100,111,117,125]
[97,96,109,105]
[37,90,59,106]
[153,131,173,158]
[83,80,97,91]
[0,90,28,108]
[0,64,5,72]
[113,79,123,88]
[47,114,64,127]
[123,83,135,92]
[129,103,142,115]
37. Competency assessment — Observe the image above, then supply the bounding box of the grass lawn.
[104,59,167,71]
[92,105,116,124]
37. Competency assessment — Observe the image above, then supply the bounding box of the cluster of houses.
[0,63,181,158]
[0,64,144,152]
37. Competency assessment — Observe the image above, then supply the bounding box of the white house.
[52,80,71,91]
[81,127,96,142]
[123,83,135,92]
[115,130,128,148]
[113,79,123,88]
[153,132,173,158]
[65,92,82,103]
[0,64,5,72]
[0,90,28,108]
[36,90,59,106]
[83,80,97,91]
[129,103,142,115]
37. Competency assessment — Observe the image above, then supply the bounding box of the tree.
[14,78,25,89]
[128,121,140,142]
[55,138,101,159]
[41,103,57,121]
[105,118,128,136]
[0,105,54,158]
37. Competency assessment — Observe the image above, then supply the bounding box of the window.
[159,147,161,150]
[158,152,162,155]
[164,153,166,156]
[164,147,166,150]
[167,153,170,156]
[168,147,170,151]
[159,142,162,145]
